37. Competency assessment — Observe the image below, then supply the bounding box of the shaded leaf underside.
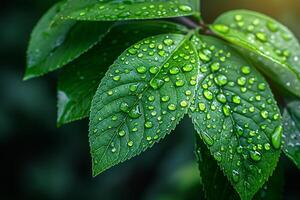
[283,100,300,169]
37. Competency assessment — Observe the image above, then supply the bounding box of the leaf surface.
[283,100,300,169]
[89,33,200,176]
[211,10,300,98]
[190,34,282,200]
[60,0,200,21]
[57,21,188,126]
[25,2,112,80]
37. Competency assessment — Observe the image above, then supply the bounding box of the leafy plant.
[24,0,300,199]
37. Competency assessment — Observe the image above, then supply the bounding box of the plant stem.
[176,17,199,29]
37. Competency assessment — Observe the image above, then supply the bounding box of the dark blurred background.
[0,0,299,199]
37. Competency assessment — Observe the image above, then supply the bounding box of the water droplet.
[200,132,214,146]
[163,38,174,46]
[111,147,117,153]
[250,150,261,161]
[161,95,170,102]
[258,83,266,91]
[264,143,271,151]
[267,22,278,32]
[137,66,147,74]
[260,110,269,119]
[217,94,227,103]
[113,75,121,81]
[179,5,192,12]
[237,77,246,86]
[145,121,153,128]
[272,125,283,149]
[199,52,210,62]
[127,141,134,147]
[222,105,231,116]
[198,103,206,111]
[169,67,180,75]
[210,62,220,72]
[235,15,243,22]
[120,102,129,112]
[175,80,185,87]
[128,48,137,55]
[118,130,126,137]
[241,66,251,75]
[129,105,141,119]
[150,79,164,89]
[214,152,222,161]
[180,100,188,108]
[256,32,267,42]
[232,95,241,104]
[213,24,230,34]
[149,66,159,74]
[182,64,193,72]
[232,170,240,182]
[107,90,113,96]
[130,84,138,92]
[203,90,213,100]
[168,104,176,111]
[215,74,228,86]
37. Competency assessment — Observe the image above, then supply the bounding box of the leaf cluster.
[25,1,300,199]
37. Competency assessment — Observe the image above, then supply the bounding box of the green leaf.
[89,33,200,176]
[195,133,284,200]
[57,21,188,126]
[195,134,239,200]
[211,10,300,98]
[190,34,282,200]
[282,100,300,169]
[25,2,113,80]
[59,0,200,21]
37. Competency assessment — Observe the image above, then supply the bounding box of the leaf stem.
[176,17,199,29]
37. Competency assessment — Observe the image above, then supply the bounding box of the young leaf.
[57,21,188,126]
[195,134,239,200]
[211,10,300,98]
[89,33,200,176]
[59,0,200,21]
[25,2,113,80]
[195,133,284,200]
[190,34,282,200]
[282,100,300,169]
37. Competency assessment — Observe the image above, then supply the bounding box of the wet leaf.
[59,0,200,21]
[211,10,300,98]
[57,21,188,126]
[25,2,113,80]
[89,33,200,176]
[190,34,282,200]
